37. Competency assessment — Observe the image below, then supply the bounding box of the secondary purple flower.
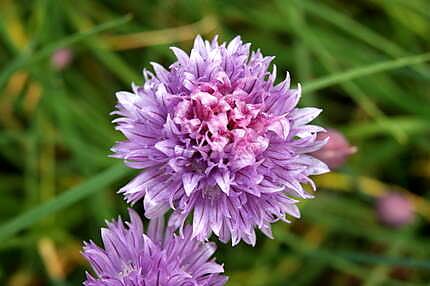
[51,48,73,71]
[83,209,227,286]
[311,128,356,170]
[376,193,414,228]
[112,35,329,245]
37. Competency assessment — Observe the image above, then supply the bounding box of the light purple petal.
[112,35,329,246]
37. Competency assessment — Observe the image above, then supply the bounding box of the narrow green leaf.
[65,7,141,84]
[337,251,430,270]
[303,52,430,93]
[298,1,405,57]
[343,117,430,138]
[0,14,131,91]
[277,230,430,270]
[297,0,430,80]
[0,164,131,241]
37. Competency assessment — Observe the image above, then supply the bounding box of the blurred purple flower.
[376,192,414,228]
[311,128,356,170]
[51,48,73,71]
[83,209,227,286]
[112,35,329,245]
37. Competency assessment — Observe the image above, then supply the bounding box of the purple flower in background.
[311,128,356,170]
[83,209,227,286]
[376,193,414,228]
[112,35,329,245]
[51,48,73,71]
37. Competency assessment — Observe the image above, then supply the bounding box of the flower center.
[173,80,274,167]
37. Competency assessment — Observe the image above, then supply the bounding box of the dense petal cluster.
[112,35,329,245]
[83,209,227,286]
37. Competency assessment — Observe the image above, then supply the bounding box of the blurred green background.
[1,0,430,285]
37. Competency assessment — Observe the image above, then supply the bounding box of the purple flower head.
[83,209,227,286]
[112,35,329,245]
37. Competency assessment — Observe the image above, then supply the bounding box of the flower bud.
[376,193,414,228]
[311,128,357,170]
[51,48,73,71]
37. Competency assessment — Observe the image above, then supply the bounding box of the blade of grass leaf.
[304,25,430,119]
[275,228,368,279]
[303,52,430,93]
[364,233,409,286]
[303,205,430,255]
[285,1,405,141]
[384,0,430,19]
[0,15,131,91]
[289,2,317,107]
[0,164,132,241]
[298,0,402,56]
[343,117,429,139]
[0,17,19,54]
[65,6,140,84]
[104,15,218,51]
[309,26,430,118]
[299,0,430,79]
[277,229,430,270]
[338,251,430,270]
[33,74,113,168]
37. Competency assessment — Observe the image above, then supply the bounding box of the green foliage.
[1,0,430,285]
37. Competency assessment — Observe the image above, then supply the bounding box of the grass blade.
[0,164,131,241]
[343,117,430,138]
[303,52,430,93]
[0,14,132,90]
[298,1,406,57]
[278,230,430,270]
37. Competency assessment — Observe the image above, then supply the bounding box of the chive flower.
[83,209,227,285]
[112,35,328,245]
